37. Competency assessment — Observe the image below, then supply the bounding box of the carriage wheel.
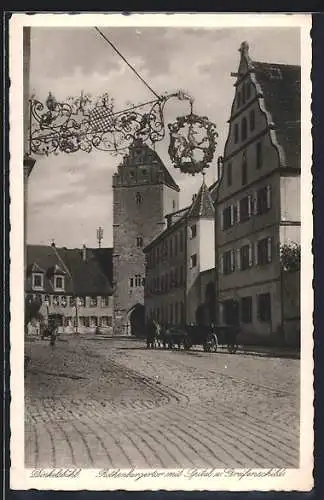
[227,343,238,354]
[205,334,218,353]
[183,339,192,350]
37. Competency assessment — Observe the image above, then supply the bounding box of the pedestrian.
[49,326,57,347]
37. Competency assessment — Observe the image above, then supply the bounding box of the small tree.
[280,243,301,271]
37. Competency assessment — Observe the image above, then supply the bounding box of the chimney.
[82,244,87,262]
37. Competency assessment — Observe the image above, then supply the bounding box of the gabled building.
[26,243,114,334]
[143,178,217,327]
[215,41,300,344]
[112,139,180,335]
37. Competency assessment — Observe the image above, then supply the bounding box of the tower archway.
[127,303,145,337]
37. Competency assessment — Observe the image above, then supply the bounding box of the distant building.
[26,243,114,334]
[215,41,300,344]
[143,178,218,327]
[112,139,180,336]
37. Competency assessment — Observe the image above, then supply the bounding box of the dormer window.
[54,275,65,291]
[32,273,44,290]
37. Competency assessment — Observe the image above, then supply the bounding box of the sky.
[27,25,300,249]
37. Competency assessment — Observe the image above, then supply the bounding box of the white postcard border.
[9,12,313,491]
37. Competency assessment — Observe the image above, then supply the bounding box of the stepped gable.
[187,178,215,219]
[120,138,180,191]
[252,60,301,170]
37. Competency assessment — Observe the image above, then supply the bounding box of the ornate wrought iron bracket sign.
[168,113,218,175]
[29,89,218,175]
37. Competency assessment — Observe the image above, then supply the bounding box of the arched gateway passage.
[127,303,145,337]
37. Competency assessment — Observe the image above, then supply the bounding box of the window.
[54,276,64,291]
[69,296,75,307]
[249,110,255,131]
[234,123,239,144]
[130,277,134,288]
[256,141,263,169]
[90,316,98,327]
[169,238,173,258]
[135,274,142,287]
[223,250,235,275]
[256,186,271,215]
[136,236,143,248]
[223,206,234,230]
[239,196,252,222]
[174,234,178,256]
[165,273,169,292]
[256,237,272,266]
[32,273,44,290]
[170,303,174,324]
[64,317,72,327]
[240,244,251,271]
[241,117,247,141]
[101,316,113,327]
[241,296,252,323]
[169,270,174,288]
[175,302,179,324]
[61,296,67,307]
[136,192,142,205]
[84,317,90,328]
[53,295,60,306]
[44,295,51,306]
[78,297,85,307]
[90,297,98,307]
[191,224,197,238]
[101,296,110,307]
[191,254,197,268]
[227,163,232,186]
[172,200,176,210]
[180,302,185,323]
[257,293,271,322]
[241,160,247,186]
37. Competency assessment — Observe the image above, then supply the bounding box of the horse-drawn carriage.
[146,321,239,354]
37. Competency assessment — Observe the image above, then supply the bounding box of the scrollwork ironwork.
[168,113,218,175]
[30,90,191,156]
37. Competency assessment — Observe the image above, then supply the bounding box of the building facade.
[26,243,114,334]
[216,41,301,344]
[144,179,217,327]
[112,139,180,335]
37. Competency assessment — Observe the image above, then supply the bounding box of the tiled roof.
[252,61,301,169]
[144,180,216,251]
[187,178,215,219]
[121,139,180,191]
[30,262,45,273]
[26,245,113,295]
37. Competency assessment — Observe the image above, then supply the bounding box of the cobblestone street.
[25,336,300,469]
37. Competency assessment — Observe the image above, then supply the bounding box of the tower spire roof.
[187,176,215,219]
